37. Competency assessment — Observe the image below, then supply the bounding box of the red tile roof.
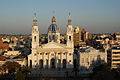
[0,56,6,61]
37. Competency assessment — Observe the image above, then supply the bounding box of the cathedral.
[28,14,74,69]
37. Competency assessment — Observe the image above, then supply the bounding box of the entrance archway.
[63,59,66,68]
[51,58,56,68]
[46,59,48,68]
[30,60,32,68]
[74,59,77,69]
[58,59,61,68]
[39,59,43,68]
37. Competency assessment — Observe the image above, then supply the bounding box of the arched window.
[34,36,36,42]
[39,59,43,69]
[63,59,66,68]
[30,60,32,68]
[51,58,56,68]
[58,59,61,68]
[49,35,51,41]
[69,36,71,41]
[74,59,77,69]
[56,35,58,41]
[52,35,55,41]
[46,59,48,68]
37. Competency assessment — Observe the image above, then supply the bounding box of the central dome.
[48,16,59,32]
[48,24,59,31]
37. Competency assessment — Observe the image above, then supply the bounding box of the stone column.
[55,52,57,69]
[48,52,51,68]
[61,52,63,69]
[66,52,68,68]
[43,52,46,69]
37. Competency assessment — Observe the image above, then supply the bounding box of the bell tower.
[66,13,74,48]
[32,13,39,48]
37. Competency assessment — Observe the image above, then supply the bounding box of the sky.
[0,0,120,34]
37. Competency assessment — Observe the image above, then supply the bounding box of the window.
[46,59,48,68]
[49,35,51,41]
[34,54,36,56]
[112,59,120,61]
[58,53,60,55]
[46,53,48,55]
[34,36,36,42]
[69,60,71,62]
[69,36,71,41]
[113,52,120,54]
[69,53,71,55]
[52,35,55,41]
[30,60,32,68]
[40,53,42,55]
[58,59,61,64]
[81,58,84,63]
[63,53,65,55]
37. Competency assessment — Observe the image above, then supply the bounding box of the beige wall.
[79,48,107,70]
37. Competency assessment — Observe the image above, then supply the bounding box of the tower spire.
[33,13,38,26]
[68,12,72,25]
[53,10,55,15]
[34,13,36,18]
[69,12,71,19]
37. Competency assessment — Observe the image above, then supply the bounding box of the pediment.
[41,42,66,49]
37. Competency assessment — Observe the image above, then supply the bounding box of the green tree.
[91,60,120,80]
[2,61,21,73]
[16,70,25,80]
[21,66,31,80]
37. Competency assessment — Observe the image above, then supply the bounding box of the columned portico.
[29,51,73,69]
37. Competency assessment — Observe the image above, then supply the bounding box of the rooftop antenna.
[68,12,72,25]
[52,10,56,24]
[34,13,36,16]
[53,10,55,16]
[69,12,71,19]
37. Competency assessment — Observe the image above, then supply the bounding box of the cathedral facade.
[28,14,74,69]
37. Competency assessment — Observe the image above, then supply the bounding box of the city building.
[73,26,81,47]
[28,14,74,69]
[108,46,120,69]
[73,26,92,47]
[0,41,9,54]
[113,32,120,41]
[78,47,107,72]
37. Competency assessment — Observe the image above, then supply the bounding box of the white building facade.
[28,14,74,69]
[79,47,107,72]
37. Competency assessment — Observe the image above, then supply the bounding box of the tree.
[16,70,25,80]
[2,61,21,73]
[0,66,4,74]
[90,60,120,80]
[21,66,31,80]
